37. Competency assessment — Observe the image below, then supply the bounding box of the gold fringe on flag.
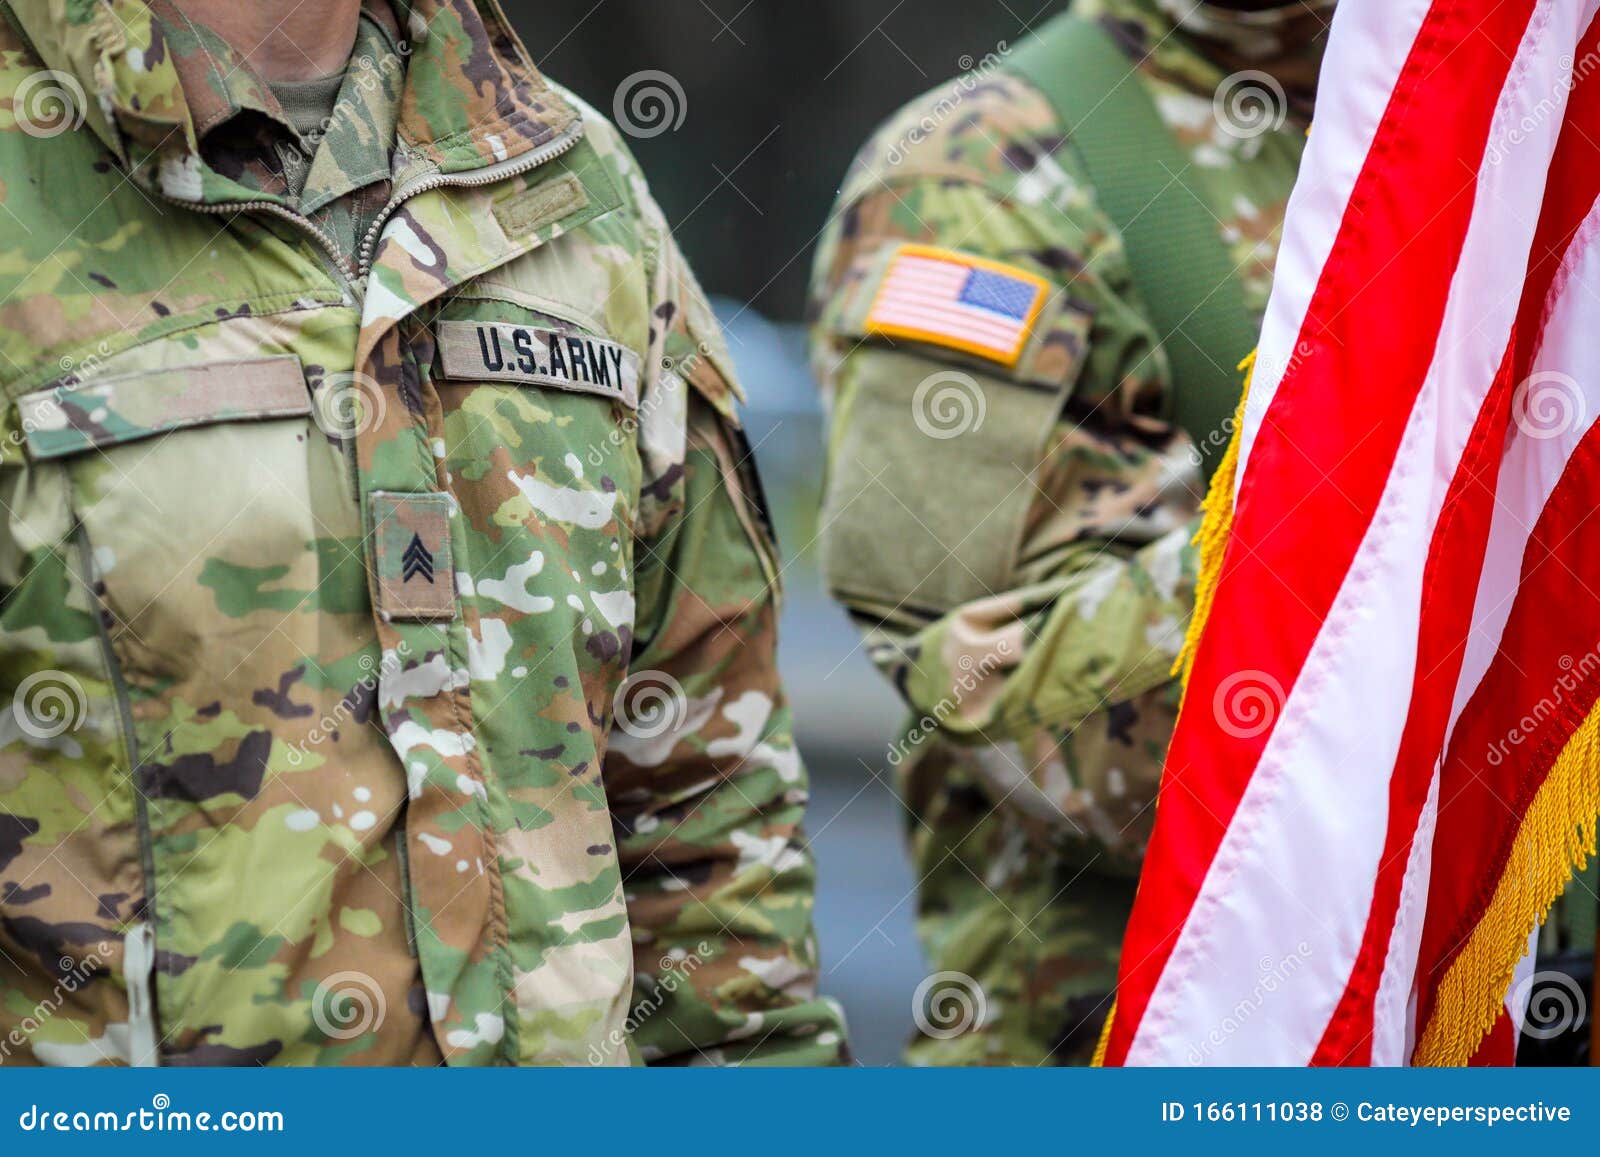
[1413,705,1600,1065]
[1172,352,1255,689]
[1090,998,1114,1067]
[1093,349,1598,1067]
[1091,353,1255,1068]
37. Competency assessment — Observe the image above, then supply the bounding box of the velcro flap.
[18,355,309,460]
[492,172,589,239]
[436,320,640,409]
[371,492,456,622]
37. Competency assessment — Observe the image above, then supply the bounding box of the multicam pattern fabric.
[808,0,1328,1065]
[0,0,846,1066]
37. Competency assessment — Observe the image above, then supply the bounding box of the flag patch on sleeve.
[864,244,1049,366]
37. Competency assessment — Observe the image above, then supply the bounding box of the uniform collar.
[5,0,579,204]
[1075,0,1335,119]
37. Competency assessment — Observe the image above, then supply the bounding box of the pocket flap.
[18,355,310,460]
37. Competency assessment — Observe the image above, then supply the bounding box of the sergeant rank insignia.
[864,243,1049,367]
[401,533,435,584]
[370,492,455,621]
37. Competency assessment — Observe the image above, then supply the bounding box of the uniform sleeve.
[601,221,848,1066]
[809,155,1205,852]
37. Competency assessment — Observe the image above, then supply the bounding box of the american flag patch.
[864,244,1049,366]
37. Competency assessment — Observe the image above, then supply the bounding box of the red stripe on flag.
[1415,405,1600,1037]
[872,298,1023,332]
[1312,27,1600,1065]
[1103,0,1540,1065]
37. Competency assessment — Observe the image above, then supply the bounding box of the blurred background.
[506,0,1062,1064]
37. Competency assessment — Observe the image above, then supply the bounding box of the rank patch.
[437,320,640,408]
[864,244,1049,366]
[371,492,456,621]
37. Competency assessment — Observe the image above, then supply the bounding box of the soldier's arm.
[810,131,1202,750]
[602,220,847,1066]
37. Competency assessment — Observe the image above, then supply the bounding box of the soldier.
[0,0,847,1065]
[809,0,1331,1065]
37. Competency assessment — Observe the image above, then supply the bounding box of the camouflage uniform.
[808,0,1329,1065]
[0,0,848,1066]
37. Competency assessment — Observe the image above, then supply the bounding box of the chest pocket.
[17,342,368,700]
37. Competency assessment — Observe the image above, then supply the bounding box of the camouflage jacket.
[0,0,846,1066]
[808,0,1329,868]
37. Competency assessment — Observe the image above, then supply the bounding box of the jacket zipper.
[74,523,161,1066]
[152,122,585,505]
[123,923,160,1066]
[354,121,586,273]
[151,119,586,297]
[153,195,362,303]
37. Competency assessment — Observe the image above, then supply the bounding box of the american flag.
[1101,0,1600,1067]
[865,245,1046,365]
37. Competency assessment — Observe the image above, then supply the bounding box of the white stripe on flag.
[1236,0,1435,486]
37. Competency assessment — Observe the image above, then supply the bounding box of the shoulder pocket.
[818,247,1090,618]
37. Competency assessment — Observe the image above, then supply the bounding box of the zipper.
[355,120,586,273]
[74,523,161,1067]
[151,119,585,298]
[123,922,160,1066]
[149,124,585,578]
[153,193,362,304]
[150,194,368,497]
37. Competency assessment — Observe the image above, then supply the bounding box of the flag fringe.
[1090,998,1114,1067]
[1093,353,1255,1068]
[1172,352,1255,688]
[1413,700,1600,1065]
